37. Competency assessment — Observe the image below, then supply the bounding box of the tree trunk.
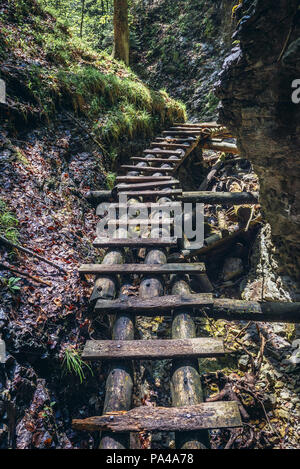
[113,0,129,65]
[80,0,86,38]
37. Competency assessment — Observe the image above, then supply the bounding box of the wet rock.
[238,354,250,371]
[222,257,243,281]
[216,0,300,279]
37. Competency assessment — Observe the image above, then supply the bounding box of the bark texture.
[113,0,129,65]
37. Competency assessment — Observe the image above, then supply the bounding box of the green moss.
[0,199,19,243]
[1,0,186,157]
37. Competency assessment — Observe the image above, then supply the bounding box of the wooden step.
[170,127,205,132]
[82,337,224,360]
[144,148,182,155]
[119,189,182,198]
[93,237,178,248]
[156,137,197,143]
[162,130,203,136]
[115,176,173,183]
[131,157,180,163]
[173,122,220,128]
[107,218,174,227]
[116,180,180,191]
[79,262,206,275]
[100,201,182,210]
[94,293,213,314]
[72,401,242,432]
[121,165,174,173]
[150,142,191,149]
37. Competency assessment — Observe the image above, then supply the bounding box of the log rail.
[74,121,300,449]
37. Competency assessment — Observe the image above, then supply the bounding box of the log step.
[121,165,174,173]
[115,176,173,183]
[107,218,174,227]
[116,179,180,191]
[94,293,213,314]
[82,337,225,360]
[93,237,178,248]
[79,262,206,275]
[156,137,197,143]
[162,130,203,136]
[144,149,182,155]
[100,202,182,210]
[72,401,242,432]
[150,142,190,149]
[118,189,182,198]
[173,122,220,128]
[131,157,180,163]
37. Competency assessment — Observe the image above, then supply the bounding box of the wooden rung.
[93,237,178,248]
[162,131,203,136]
[72,401,242,432]
[121,165,174,173]
[150,142,191,149]
[107,218,174,226]
[116,180,180,191]
[144,149,182,155]
[119,189,182,198]
[156,137,197,143]
[94,293,213,314]
[131,157,180,163]
[79,262,206,275]
[82,337,224,360]
[116,176,173,183]
[101,202,182,210]
[173,122,220,128]
[170,127,205,132]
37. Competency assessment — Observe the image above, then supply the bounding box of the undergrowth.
[0,199,19,243]
[0,0,186,156]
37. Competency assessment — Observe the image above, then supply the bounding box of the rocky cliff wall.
[216,0,300,279]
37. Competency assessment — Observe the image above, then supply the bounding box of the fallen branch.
[0,235,67,274]
[0,262,52,287]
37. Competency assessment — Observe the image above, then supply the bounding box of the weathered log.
[82,337,225,360]
[93,237,178,248]
[201,141,238,154]
[115,176,173,183]
[163,130,203,136]
[79,262,206,275]
[131,157,180,163]
[171,276,210,449]
[86,190,112,202]
[150,142,191,149]
[94,293,213,314]
[209,299,300,324]
[173,122,220,128]
[118,189,182,198]
[179,191,259,205]
[121,165,174,173]
[116,179,180,191]
[198,160,223,191]
[143,149,182,155]
[72,401,242,432]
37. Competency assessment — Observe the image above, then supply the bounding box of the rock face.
[216,0,300,279]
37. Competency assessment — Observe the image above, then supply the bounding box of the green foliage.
[62,346,93,384]
[1,0,186,156]
[0,199,19,243]
[106,171,116,189]
[0,276,21,294]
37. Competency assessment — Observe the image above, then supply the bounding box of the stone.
[216,0,300,280]
[222,257,243,281]
[238,354,249,371]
